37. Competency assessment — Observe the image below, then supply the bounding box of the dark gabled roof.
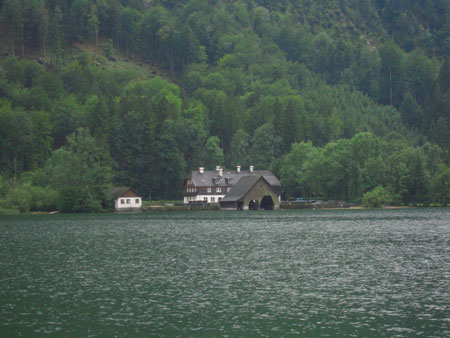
[220,176,269,202]
[187,169,280,188]
[106,187,139,200]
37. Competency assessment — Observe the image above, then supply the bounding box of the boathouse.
[219,176,280,210]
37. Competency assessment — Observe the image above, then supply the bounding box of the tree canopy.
[0,0,449,211]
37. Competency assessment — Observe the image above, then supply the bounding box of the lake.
[0,209,449,337]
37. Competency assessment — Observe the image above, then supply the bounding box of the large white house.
[182,166,281,205]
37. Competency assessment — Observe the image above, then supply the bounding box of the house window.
[126,199,130,204]
[207,188,211,193]
[214,179,221,184]
[204,197,207,202]
[227,187,231,192]
[135,199,140,204]
[121,199,125,204]
[227,179,233,184]
[211,197,215,203]
[216,187,221,193]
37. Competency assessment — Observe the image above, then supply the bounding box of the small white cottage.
[106,187,142,212]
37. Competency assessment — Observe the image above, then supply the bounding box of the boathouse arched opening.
[260,195,274,210]
[249,200,259,210]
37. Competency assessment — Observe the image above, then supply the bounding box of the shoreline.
[0,204,447,216]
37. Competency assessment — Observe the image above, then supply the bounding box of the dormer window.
[227,178,233,184]
[214,178,221,184]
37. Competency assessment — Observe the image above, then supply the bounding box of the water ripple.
[0,209,449,336]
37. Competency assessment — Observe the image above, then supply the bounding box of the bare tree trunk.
[13,155,17,182]
[389,66,393,106]
[42,31,46,59]
[40,1,49,60]
[171,51,174,80]
[93,31,99,62]
[94,34,97,62]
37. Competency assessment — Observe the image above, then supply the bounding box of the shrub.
[0,183,58,213]
[58,188,102,213]
[431,165,450,205]
[362,186,393,208]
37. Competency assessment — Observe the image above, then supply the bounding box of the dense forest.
[0,0,449,212]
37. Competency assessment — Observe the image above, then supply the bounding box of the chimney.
[199,167,204,174]
[216,165,220,171]
[250,165,254,173]
[219,168,223,177]
[237,165,241,173]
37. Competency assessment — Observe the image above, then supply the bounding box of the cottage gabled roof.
[106,187,140,200]
[187,169,280,188]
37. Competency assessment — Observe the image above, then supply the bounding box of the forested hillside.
[0,0,449,212]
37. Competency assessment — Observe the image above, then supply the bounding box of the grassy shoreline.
[1,203,449,215]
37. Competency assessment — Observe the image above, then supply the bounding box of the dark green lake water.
[1,209,449,337]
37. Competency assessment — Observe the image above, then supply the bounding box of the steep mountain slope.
[0,0,449,209]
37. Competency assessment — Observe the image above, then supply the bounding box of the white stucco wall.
[184,195,225,204]
[115,197,142,209]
